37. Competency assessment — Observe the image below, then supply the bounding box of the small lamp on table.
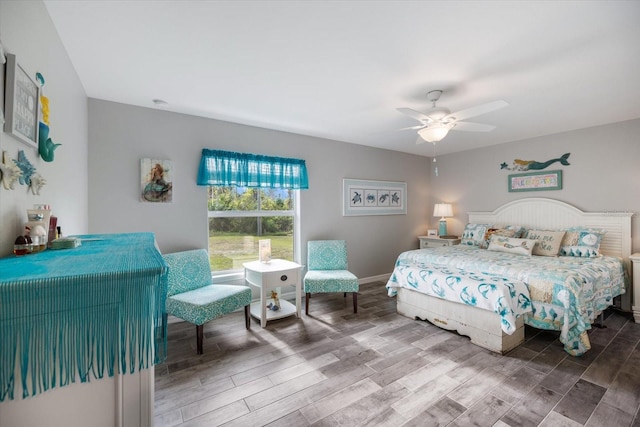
[433,203,453,237]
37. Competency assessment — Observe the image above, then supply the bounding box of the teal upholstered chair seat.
[163,249,252,354]
[303,240,359,314]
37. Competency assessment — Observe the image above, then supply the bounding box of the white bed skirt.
[396,287,525,354]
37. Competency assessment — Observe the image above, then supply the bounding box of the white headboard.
[468,198,633,268]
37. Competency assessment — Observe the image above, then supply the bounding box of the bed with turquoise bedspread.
[386,245,626,356]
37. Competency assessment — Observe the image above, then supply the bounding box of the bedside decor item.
[259,239,271,263]
[433,203,453,236]
[3,54,39,149]
[508,170,562,192]
[141,158,172,202]
[427,229,437,237]
[343,178,406,216]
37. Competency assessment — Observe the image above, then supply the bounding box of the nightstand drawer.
[420,239,450,248]
[246,267,299,288]
[418,236,461,248]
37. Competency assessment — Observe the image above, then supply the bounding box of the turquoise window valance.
[197,149,309,189]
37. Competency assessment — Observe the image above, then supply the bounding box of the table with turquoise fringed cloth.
[0,232,168,401]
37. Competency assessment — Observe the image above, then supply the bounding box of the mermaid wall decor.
[36,72,61,162]
[500,153,570,171]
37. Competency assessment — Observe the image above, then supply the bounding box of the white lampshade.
[418,125,451,143]
[433,203,453,218]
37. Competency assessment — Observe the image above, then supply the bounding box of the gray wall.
[0,0,88,256]
[430,119,640,254]
[88,99,431,279]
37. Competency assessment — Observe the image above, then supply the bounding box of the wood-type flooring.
[155,281,640,426]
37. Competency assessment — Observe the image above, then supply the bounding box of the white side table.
[418,236,461,249]
[243,259,302,327]
[630,253,640,323]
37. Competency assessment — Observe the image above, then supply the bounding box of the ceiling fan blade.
[445,100,508,122]
[396,107,433,123]
[452,121,496,132]
[399,125,426,131]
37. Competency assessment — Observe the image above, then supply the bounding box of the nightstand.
[631,253,640,323]
[418,236,461,248]
[243,259,302,327]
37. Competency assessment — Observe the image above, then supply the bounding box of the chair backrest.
[163,249,212,297]
[307,240,348,271]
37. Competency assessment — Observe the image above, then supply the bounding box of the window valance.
[197,149,309,189]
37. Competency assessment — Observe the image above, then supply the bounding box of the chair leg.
[353,292,357,313]
[305,292,310,314]
[196,324,204,355]
[245,305,251,329]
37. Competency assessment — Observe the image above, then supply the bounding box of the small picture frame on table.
[427,229,437,237]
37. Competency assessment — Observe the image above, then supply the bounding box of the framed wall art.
[3,54,39,149]
[343,178,406,216]
[141,158,173,202]
[508,170,562,192]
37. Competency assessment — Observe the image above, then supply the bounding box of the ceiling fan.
[397,90,508,144]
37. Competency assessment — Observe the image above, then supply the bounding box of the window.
[198,149,308,273]
[207,186,297,272]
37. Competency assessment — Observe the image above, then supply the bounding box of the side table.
[631,253,640,323]
[243,259,302,327]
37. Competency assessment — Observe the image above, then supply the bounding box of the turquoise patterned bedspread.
[386,246,626,356]
[386,262,532,335]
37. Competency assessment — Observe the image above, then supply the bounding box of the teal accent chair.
[163,249,252,354]
[303,240,359,314]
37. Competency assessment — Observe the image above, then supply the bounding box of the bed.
[386,198,633,356]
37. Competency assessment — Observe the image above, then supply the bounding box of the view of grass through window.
[207,187,295,271]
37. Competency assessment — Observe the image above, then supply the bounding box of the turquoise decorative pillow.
[524,230,566,257]
[461,223,491,247]
[487,235,536,256]
[559,227,606,257]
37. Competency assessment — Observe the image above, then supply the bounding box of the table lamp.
[433,203,453,236]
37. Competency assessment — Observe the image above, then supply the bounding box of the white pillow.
[487,235,536,256]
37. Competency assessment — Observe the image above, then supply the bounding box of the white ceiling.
[43,0,640,157]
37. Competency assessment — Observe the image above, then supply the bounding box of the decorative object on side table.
[259,239,272,263]
[267,289,280,311]
[433,203,453,236]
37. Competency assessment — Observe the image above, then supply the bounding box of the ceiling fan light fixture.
[418,124,451,143]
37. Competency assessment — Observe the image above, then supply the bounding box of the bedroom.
[0,1,639,426]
